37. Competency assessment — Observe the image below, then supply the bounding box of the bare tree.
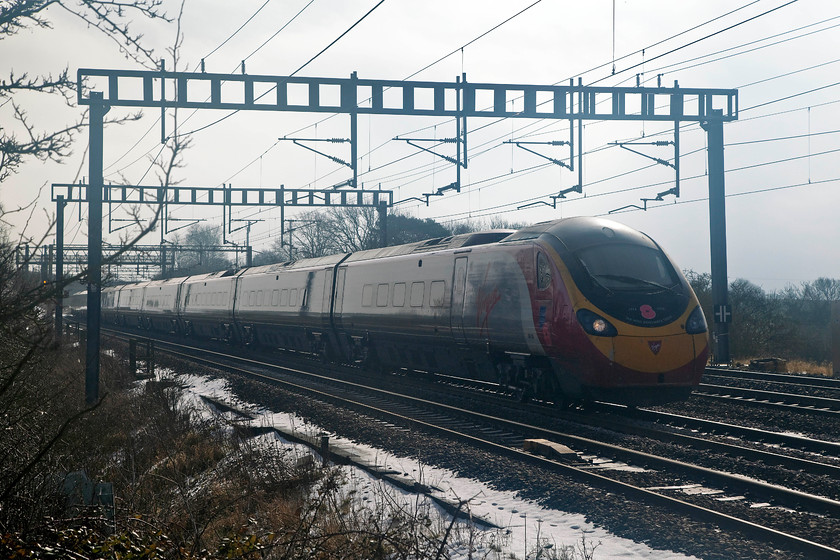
[327,205,380,253]
[1,0,168,186]
[0,0,175,539]
[290,210,337,258]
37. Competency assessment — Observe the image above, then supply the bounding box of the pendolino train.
[74,217,709,406]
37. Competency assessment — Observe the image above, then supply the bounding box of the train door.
[321,268,333,329]
[450,257,468,343]
[332,267,346,327]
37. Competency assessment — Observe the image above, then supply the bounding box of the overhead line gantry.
[71,66,737,404]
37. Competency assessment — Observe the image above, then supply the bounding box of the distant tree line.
[686,272,838,364]
[160,208,526,275]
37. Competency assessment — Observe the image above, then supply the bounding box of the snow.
[161,369,702,559]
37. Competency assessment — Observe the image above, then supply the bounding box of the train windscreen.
[574,243,680,292]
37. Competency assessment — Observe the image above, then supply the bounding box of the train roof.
[343,230,514,263]
[239,253,350,276]
[501,216,658,251]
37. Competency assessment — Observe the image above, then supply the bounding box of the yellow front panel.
[612,333,695,373]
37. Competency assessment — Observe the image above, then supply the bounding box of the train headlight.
[685,305,708,334]
[576,309,617,337]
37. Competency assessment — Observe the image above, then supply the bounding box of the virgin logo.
[640,304,656,319]
[648,340,662,355]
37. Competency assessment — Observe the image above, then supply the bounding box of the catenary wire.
[223,0,760,186]
[104,0,317,178]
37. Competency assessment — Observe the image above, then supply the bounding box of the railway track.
[699,367,840,415]
[430,371,840,470]
[706,366,840,389]
[103,329,840,558]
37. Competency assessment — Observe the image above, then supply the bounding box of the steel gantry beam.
[51,182,393,207]
[77,68,737,122]
[19,243,253,273]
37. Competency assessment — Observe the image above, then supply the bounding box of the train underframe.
[103,312,692,407]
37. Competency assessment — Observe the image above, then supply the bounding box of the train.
[68,216,709,406]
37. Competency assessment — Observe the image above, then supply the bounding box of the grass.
[734,357,834,377]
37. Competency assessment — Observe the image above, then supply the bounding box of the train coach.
[90,216,708,406]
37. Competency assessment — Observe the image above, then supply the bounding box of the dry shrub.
[1,330,510,559]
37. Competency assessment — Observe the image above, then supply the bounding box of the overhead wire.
[221,0,769,196]
[104,0,316,179]
[407,76,840,221]
[587,0,800,86]
[355,1,811,191]
[199,0,273,64]
[104,1,837,249]
[425,135,840,222]
[225,0,546,183]
[177,0,388,138]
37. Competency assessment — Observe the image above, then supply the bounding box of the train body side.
[232,254,347,351]
[139,276,186,333]
[333,238,543,378]
[87,216,708,406]
[178,270,239,341]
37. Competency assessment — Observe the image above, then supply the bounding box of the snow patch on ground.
[157,369,702,559]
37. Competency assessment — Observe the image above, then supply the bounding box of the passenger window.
[272,290,279,306]
[258,290,264,307]
[537,252,552,290]
[290,289,298,307]
[249,291,255,306]
[429,281,445,307]
[376,283,389,307]
[393,283,406,307]
[362,284,373,307]
[410,282,425,307]
[280,289,289,306]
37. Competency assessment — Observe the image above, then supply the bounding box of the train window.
[376,283,389,307]
[280,289,289,306]
[272,290,279,306]
[249,291,255,306]
[410,282,425,307]
[362,284,373,307]
[258,290,264,307]
[393,283,406,307]
[537,252,552,290]
[290,289,298,307]
[301,289,307,307]
[429,281,445,307]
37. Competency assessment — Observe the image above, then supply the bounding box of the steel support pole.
[246,222,252,267]
[348,71,358,189]
[85,92,108,404]
[54,195,65,345]
[702,109,730,364]
[378,201,388,248]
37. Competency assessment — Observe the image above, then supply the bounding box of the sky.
[2,0,839,291]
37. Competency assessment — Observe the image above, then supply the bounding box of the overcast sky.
[2,0,838,290]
